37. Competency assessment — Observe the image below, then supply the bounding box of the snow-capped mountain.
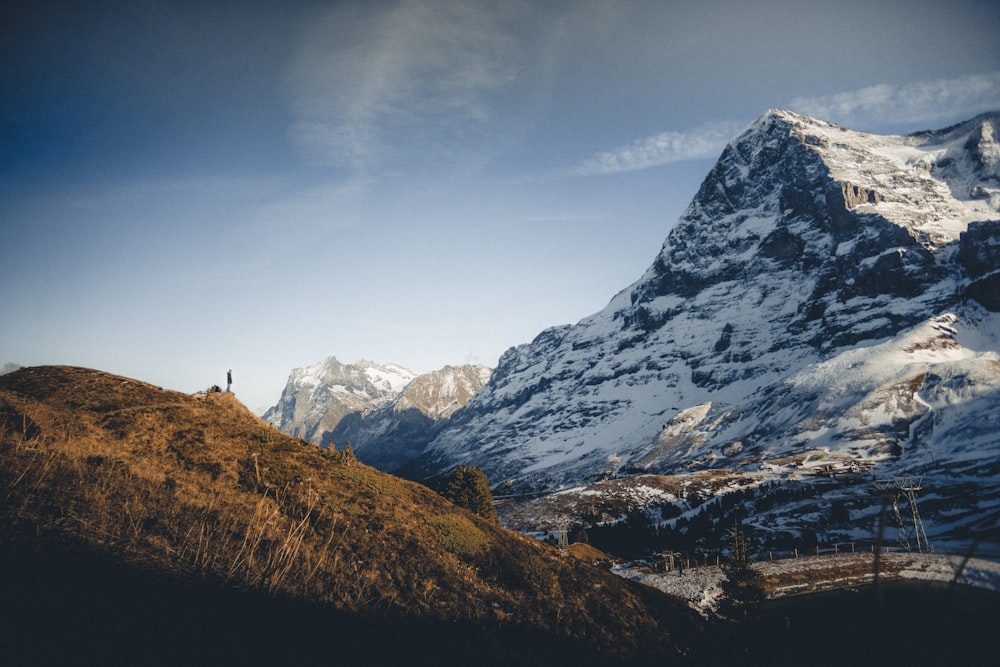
[331,365,492,472]
[263,357,416,445]
[419,108,1000,527]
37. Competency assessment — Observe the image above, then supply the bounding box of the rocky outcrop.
[841,182,883,209]
[959,220,1000,311]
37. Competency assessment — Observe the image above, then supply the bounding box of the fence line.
[643,541,1000,574]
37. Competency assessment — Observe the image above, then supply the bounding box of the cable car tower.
[875,476,931,553]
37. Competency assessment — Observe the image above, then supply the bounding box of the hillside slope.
[0,366,700,664]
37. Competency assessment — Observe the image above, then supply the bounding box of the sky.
[2,0,999,413]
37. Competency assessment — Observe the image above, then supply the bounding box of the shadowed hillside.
[0,366,702,665]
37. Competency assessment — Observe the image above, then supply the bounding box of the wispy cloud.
[572,120,744,176]
[284,1,522,170]
[789,71,1000,128]
[249,178,370,242]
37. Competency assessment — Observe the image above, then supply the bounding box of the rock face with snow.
[420,109,1000,515]
[263,357,416,445]
[332,365,493,472]
[264,358,492,467]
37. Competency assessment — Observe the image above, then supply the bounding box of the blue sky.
[3,0,999,412]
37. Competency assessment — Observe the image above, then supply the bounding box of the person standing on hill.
[227,369,233,392]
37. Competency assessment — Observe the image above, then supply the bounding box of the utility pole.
[874,477,931,553]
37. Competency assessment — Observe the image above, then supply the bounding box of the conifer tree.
[439,463,499,523]
[717,520,765,621]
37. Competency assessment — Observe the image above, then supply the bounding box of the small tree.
[342,439,356,465]
[439,463,499,523]
[717,520,765,621]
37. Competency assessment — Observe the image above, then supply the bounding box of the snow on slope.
[264,358,493,472]
[332,364,493,472]
[263,357,416,445]
[421,110,1000,550]
[393,365,494,420]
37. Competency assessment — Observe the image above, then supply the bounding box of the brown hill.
[0,366,702,665]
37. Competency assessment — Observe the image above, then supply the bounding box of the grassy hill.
[0,366,702,665]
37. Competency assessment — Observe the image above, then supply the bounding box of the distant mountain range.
[265,110,1000,554]
[331,364,492,473]
[264,358,491,472]
[262,357,417,444]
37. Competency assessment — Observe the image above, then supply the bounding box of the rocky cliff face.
[332,365,492,472]
[421,109,1000,518]
[262,357,415,445]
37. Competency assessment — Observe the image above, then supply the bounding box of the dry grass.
[0,366,702,661]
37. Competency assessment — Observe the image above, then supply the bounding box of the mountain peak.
[759,107,833,128]
[422,110,1000,528]
[330,363,494,472]
[265,358,493,464]
[263,357,417,444]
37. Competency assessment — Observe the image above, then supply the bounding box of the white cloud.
[573,120,745,176]
[284,0,522,170]
[570,71,1000,180]
[789,71,1000,128]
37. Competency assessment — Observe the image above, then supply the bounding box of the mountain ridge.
[408,110,1000,551]
[265,357,493,470]
[332,364,493,473]
[262,356,417,445]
